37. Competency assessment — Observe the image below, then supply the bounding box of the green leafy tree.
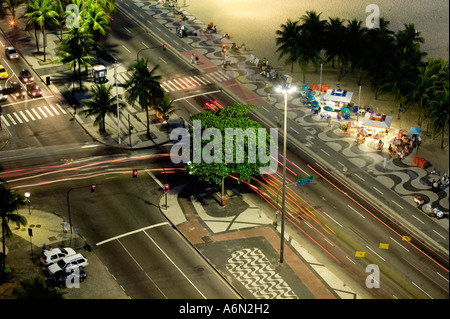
[152,95,177,125]
[24,0,59,62]
[0,184,26,270]
[79,83,125,133]
[428,86,449,149]
[125,59,164,139]
[5,0,24,22]
[185,104,276,203]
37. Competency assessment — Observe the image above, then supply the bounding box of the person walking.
[61,221,68,233]
[191,53,194,63]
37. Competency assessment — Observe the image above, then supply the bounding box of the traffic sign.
[296,175,313,186]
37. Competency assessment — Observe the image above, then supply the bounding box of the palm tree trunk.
[43,26,46,62]
[34,28,40,53]
[441,123,445,149]
[78,59,82,90]
[1,221,6,269]
[145,105,151,139]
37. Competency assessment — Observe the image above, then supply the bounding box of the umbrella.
[181,25,188,30]
[395,128,407,135]
[372,133,383,139]
[308,95,315,101]
[357,128,368,136]
[311,104,319,110]
[410,127,421,135]
[324,106,333,112]
[311,101,319,107]
[301,85,309,90]
[341,107,350,114]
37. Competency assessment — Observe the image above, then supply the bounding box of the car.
[26,82,42,97]
[40,247,77,267]
[5,46,19,60]
[19,69,34,83]
[0,85,7,102]
[0,65,8,79]
[9,82,25,99]
[52,269,87,288]
[47,253,88,276]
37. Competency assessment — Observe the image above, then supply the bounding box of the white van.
[47,253,89,276]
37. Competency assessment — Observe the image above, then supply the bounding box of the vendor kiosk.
[92,65,107,83]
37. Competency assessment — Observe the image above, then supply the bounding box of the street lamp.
[275,83,296,263]
[114,59,121,144]
[24,192,31,215]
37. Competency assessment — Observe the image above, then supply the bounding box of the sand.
[184,0,449,65]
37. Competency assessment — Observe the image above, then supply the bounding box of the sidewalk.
[0,2,448,299]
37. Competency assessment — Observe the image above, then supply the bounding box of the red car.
[26,82,42,97]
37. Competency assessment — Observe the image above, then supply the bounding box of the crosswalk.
[1,103,67,127]
[118,70,231,93]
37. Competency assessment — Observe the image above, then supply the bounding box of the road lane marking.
[391,200,403,209]
[121,45,131,53]
[320,149,330,156]
[412,214,425,224]
[44,105,54,116]
[142,230,207,299]
[19,111,29,122]
[354,173,365,181]
[433,230,446,240]
[390,237,409,252]
[7,114,16,125]
[13,112,23,123]
[2,115,10,126]
[49,104,60,115]
[412,282,433,299]
[25,109,35,120]
[372,187,383,194]
[56,103,67,114]
[32,108,41,119]
[366,245,386,262]
[348,205,365,219]
[323,211,343,227]
[95,222,169,246]
[38,107,48,118]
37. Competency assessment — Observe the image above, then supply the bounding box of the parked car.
[5,47,19,60]
[9,82,25,99]
[47,253,88,276]
[19,69,34,83]
[40,247,76,267]
[0,65,8,79]
[0,85,6,102]
[26,82,42,97]
[52,269,87,287]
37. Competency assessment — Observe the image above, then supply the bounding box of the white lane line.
[25,109,35,120]
[348,205,365,219]
[390,237,409,252]
[172,78,189,89]
[13,112,23,124]
[2,115,10,126]
[159,57,167,64]
[122,45,131,53]
[38,107,48,118]
[291,127,299,134]
[412,214,425,224]
[437,272,449,283]
[391,200,403,209]
[323,211,343,227]
[433,230,446,240]
[412,282,433,299]
[19,111,29,122]
[354,173,365,181]
[44,105,54,117]
[321,149,330,156]
[146,169,164,189]
[56,103,67,114]
[366,245,386,262]
[337,161,344,167]
[141,42,149,48]
[116,239,168,299]
[32,108,41,119]
[7,114,16,125]
[142,231,207,299]
[373,187,383,194]
[96,222,169,246]
[124,27,131,33]
[345,256,356,264]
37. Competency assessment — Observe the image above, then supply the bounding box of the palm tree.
[79,83,125,133]
[299,10,327,54]
[275,19,301,73]
[295,29,321,83]
[152,95,178,127]
[324,17,346,68]
[14,277,65,299]
[125,59,164,139]
[84,1,111,62]
[0,184,26,269]
[5,0,24,22]
[428,86,449,149]
[53,0,69,41]
[24,0,59,62]
[55,24,94,90]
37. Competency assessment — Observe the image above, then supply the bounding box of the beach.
[184,0,449,65]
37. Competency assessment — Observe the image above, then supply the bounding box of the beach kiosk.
[92,64,107,83]
[323,89,353,111]
[361,112,392,134]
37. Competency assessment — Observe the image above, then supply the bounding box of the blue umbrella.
[324,106,333,112]
[311,101,319,107]
[410,127,421,135]
[301,85,309,90]
[341,107,350,114]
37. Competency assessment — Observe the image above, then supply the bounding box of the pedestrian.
[42,243,46,253]
[195,55,199,65]
[328,116,332,127]
[73,104,77,115]
[61,221,68,233]
[432,181,438,193]
[431,168,439,175]
[417,135,422,146]
[191,53,194,63]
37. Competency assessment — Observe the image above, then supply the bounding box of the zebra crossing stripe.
[38,107,48,118]
[49,104,60,115]
[25,109,35,121]
[160,82,171,92]
[184,77,200,86]
[175,78,192,89]
[56,103,67,114]
[2,115,10,127]
[7,114,16,125]
[44,105,54,117]
[217,70,231,79]
[13,113,23,124]
[19,111,29,122]
[164,80,179,91]
[194,75,210,85]
[32,108,42,119]
[171,78,190,89]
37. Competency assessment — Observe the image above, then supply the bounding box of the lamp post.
[275,83,296,263]
[114,59,121,144]
[24,192,31,215]
[357,85,361,122]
